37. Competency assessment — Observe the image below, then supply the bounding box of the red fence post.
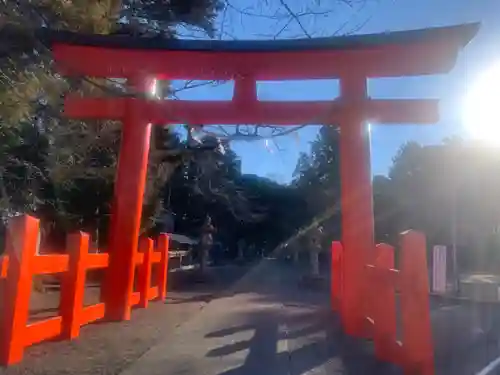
[0,255,8,279]
[400,230,434,375]
[138,237,153,309]
[372,243,397,363]
[331,241,343,311]
[0,215,39,365]
[61,232,90,340]
[157,234,170,301]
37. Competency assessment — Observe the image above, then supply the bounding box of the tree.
[372,175,399,244]
[120,0,223,37]
[236,174,306,256]
[290,125,341,273]
[166,146,302,258]
[0,1,225,248]
[374,138,500,273]
[0,0,372,258]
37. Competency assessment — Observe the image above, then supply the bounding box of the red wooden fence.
[0,215,170,366]
[331,230,434,375]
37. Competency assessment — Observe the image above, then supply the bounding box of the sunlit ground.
[463,61,500,145]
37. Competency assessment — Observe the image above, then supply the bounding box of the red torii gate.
[45,23,478,336]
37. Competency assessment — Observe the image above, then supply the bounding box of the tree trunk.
[293,246,300,264]
[310,248,320,277]
[199,245,209,274]
[237,244,244,261]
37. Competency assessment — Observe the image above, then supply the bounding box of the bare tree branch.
[274,17,294,39]
[278,0,312,38]
[198,124,310,142]
[225,0,340,20]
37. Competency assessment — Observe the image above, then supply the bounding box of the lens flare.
[463,62,500,145]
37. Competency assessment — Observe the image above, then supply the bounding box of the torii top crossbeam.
[46,23,478,79]
[43,23,478,126]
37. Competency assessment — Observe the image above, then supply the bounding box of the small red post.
[138,237,153,309]
[400,231,434,375]
[61,232,89,340]
[372,243,397,363]
[157,234,170,301]
[102,75,153,321]
[0,255,8,279]
[331,241,343,311]
[0,215,39,365]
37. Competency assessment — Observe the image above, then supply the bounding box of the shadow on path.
[204,307,401,375]
[196,259,401,375]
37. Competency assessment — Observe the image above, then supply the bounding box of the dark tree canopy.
[0,0,226,251]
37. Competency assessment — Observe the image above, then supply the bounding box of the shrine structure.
[47,23,478,332]
[0,23,479,370]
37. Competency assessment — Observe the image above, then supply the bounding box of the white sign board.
[432,245,447,294]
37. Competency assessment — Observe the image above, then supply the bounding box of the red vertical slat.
[372,243,397,363]
[331,241,343,311]
[0,215,40,365]
[400,231,434,375]
[0,255,9,279]
[61,232,89,340]
[157,234,170,301]
[138,237,153,309]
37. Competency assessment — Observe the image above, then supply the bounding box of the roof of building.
[167,233,199,245]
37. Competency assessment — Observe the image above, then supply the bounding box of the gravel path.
[3,261,500,375]
[0,266,249,375]
[118,259,401,375]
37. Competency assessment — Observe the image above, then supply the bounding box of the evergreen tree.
[0,1,223,247]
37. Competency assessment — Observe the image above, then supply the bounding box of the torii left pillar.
[102,76,153,321]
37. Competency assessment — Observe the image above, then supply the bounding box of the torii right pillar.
[338,73,374,337]
[335,24,479,336]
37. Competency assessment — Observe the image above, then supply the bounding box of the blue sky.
[174,0,500,183]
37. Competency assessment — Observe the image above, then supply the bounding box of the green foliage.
[121,0,224,37]
[0,121,49,215]
[235,174,306,253]
[292,126,341,247]
[0,0,224,248]
[287,126,500,275]
[374,138,500,272]
[372,174,398,243]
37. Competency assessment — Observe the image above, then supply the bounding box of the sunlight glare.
[150,78,158,98]
[463,62,500,145]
